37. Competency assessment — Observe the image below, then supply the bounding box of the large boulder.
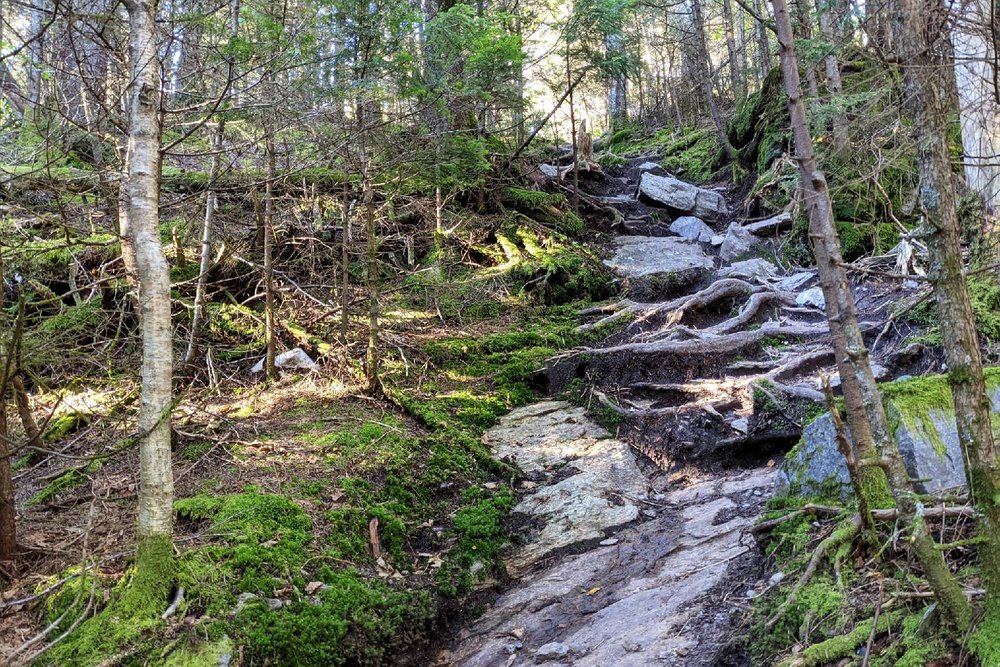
[604,236,715,299]
[638,173,729,220]
[777,373,1000,498]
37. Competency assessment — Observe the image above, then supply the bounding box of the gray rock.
[442,468,777,667]
[638,173,729,220]
[604,236,714,299]
[745,212,793,235]
[730,417,750,434]
[773,271,815,291]
[777,378,1000,497]
[538,164,561,178]
[718,223,758,262]
[795,286,826,309]
[710,234,726,246]
[486,402,647,573]
[717,258,778,280]
[536,642,571,661]
[636,161,662,173]
[669,215,715,242]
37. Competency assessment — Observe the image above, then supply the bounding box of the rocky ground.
[438,156,937,666]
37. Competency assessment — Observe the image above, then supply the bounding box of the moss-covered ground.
[3,180,619,665]
[750,495,967,666]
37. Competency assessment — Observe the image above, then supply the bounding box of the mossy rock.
[778,369,1000,499]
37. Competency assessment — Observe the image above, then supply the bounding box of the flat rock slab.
[486,402,648,573]
[604,236,715,299]
[440,467,777,667]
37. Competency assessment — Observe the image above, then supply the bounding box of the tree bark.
[951,0,1000,212]
[263,132,277,379]
[818,0,849,152]
[692,0,739,160]
[891,0,1000,638]
[772,0,972,630]
[723,0,746,99]
[124,0,175,554]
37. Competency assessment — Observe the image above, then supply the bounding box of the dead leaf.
[304,581,324,595]
[585,586,602,596]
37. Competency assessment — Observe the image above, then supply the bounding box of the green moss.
[45,535,176,666]
[176,490,313,614]
[659,128,724,182]
[28,469,85,505]
[234,569,436,667]
[501,188,584,236]
[778,610,905,667]
[163,637,234,666]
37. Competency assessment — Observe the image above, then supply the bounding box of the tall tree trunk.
[263,132,277,379]
[722,0,745,99]
[184,120,224,367]
[0,250,16,561]
[892,0,1000,641]
[692,0,739,160]
[125,0,175,581]
[818,0,849,152]
[773,0,973,630]
[754,0,773,80]
[951,0,1000,212]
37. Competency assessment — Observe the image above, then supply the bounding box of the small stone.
[669,215,715,242]
[599,537,620,546]
[675,646,691,657]
[718,223,758,262]
[745,590,757,599]
[538,164,560,178]
[745,212,793,235]
[265,598,283,611]
[535,642,571,662]
[730,417,749,434]
[636,161,662,172]
[642,509,657,518]
[774,271,815,291]
[905,280,920,289]
[796,286,826,309]
[717,258,778,280]
[710,234,725,246]
[769,571,785,586]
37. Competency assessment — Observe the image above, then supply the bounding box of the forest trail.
[437,159,830,666]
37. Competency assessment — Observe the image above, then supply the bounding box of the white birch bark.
[125,0,174,541]
[951,0,1000,211]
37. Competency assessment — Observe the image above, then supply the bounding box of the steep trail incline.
[439,156,922,666]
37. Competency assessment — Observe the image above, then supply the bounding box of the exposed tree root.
[580,320,833,357]
[777,609,905,667]
[578,279,758,333]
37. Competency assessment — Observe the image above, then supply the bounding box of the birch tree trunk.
[754,0,773,81]
[951,0,1000,212]
[124,0,175,586]
[692,0,739,160]
[818,0,848,152]
[891,0,1000,640]
[722,0,745,99]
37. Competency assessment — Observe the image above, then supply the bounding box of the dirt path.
[439,158,907,666]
